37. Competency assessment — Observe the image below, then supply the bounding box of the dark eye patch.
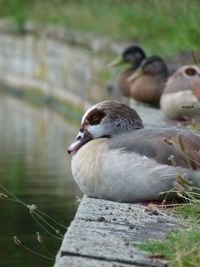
[87,109,106,125]
[185,67,197,76]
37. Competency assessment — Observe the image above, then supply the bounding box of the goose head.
[163,65,200,95]
[127,56,168,82]
[68,100,143,154]
[108,45,146,70]
[160,65,200,120]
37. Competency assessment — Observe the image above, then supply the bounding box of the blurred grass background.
[0,0,199,57]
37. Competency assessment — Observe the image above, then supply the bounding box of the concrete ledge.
[54,196,182,267]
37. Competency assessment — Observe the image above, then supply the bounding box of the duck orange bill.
[107,56,125,68]
[67,130,92,154]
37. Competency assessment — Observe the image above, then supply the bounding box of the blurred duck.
[160,65,200,120]
[68,100,200,203]
[127,56,169,106]
[108,45,146,97]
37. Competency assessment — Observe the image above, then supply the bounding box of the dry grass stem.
[0,192,8,200]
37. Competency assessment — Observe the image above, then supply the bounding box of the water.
[0,95,80,267]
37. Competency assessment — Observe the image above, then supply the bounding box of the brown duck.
[108,45,146,97]
[127,56,169,107]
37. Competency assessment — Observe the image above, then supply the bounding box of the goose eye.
[185,68,196,76]
[92,115,100,124]
[86,109,106,125]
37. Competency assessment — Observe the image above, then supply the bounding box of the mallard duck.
[108,45,146,97]
[68,100,200,203]
[127,56,169,106]
[160,65,200,120]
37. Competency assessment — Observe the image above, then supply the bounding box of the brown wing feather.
[108,128,200,170]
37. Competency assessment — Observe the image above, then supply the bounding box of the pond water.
[0,95,81,267]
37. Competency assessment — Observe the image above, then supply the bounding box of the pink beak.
[68,129,92,154]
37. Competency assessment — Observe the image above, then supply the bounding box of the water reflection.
[0,95,80,267]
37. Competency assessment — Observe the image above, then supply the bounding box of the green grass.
[186,123,200,132]
[137,200,200,267]
[137,185,200,267]
[137,228,200,267]
[0,0,200,57]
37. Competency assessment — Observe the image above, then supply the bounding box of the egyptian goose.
[68,100,200,203]
[108,45,146,97]
[160,65,200,120]
[127,56,169,106]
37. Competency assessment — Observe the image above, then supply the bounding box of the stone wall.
[0,20,123,110]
